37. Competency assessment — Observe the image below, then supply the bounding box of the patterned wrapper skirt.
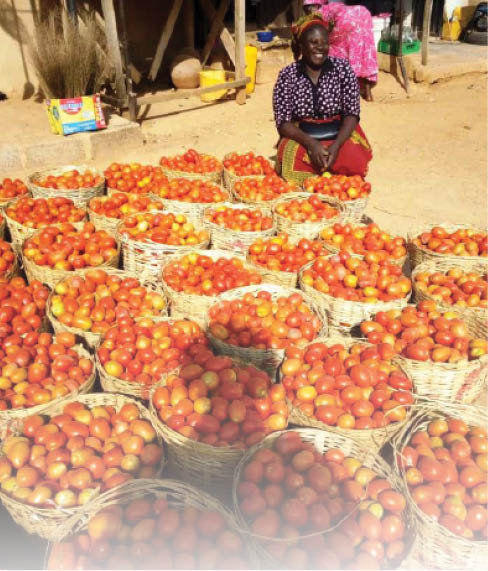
[277,116,373,185]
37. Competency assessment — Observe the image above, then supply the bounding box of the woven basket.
[222,153,275,191]
[411,258,488,339]
[44,478,258,570]
[161,248,261,325]
[392,403,488,569]
[408,223,488,269]
[5,213,86,254]
[393,351,488,404]
[206,284,327,376]
[281,336,415,452]
[0,257,19,282]
[232,427,415,570]
[203,202,276,253]
[27,165,105,208]
[117,213,210,280]
[272,192,344,242]
[0,345,95,438]
[22,243,120,289]
[320,220,408,268]
[47,268,168,349]
[298,258,411,336]
[245,258,300,288]
[161,165,222,185]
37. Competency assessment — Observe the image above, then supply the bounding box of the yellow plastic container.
[245,45,258,94]
[199,70,227,102]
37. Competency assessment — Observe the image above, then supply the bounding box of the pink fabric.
[303,0,323,5]
[321,3,379,83]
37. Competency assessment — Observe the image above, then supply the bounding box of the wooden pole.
[117,0,137,121]
[234,0,246,105]
[184,0,195,50]
[148,0,184,81]
[421,0,433,66]
[201,0,231,66]
[198,0,236,66]
[397,0,410,95]
[101,0,127,107]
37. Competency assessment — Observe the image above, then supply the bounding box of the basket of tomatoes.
[247,234,330,288]
[104,162,168,197]
[204,203,276,254]
[27,166,105,208]
[4,196,87,253]
[232,427,415,570]
[0,330,96,434]
[279,337,415,451]
[96,316,208,399]
[22,223,120,289]
[48,268,167,349]
[393,403,488,569]
[117,211,210,280]
[222,152,275,191]
[206,285,326,376]
[299,252,412,336]
[273,193,343,242]
[408,224,488,269]
[159,149,223,184]
[0,177,29,208]
[360,300,488,404]
[88,192,164,236]
[320,222,408,268]
[412,259,488,339]
[303,173,372,221]
[232,173,298,208]
[149,353,288,498]
[0,239,18,280]
[149,177,229,221]
[45,478,258,570]
[0,394,165,542]
[162,250,263,325]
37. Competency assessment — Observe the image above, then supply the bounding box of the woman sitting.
[303,0,378,101]
[273,14,372,185]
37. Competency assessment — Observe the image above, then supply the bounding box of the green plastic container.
[378,39,421,55]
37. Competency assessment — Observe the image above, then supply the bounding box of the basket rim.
[301,178,371,205]
[27,164,105,193]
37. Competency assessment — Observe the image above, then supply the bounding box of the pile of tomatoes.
[233,175,297,203]
[208,290,322,351]
[281,340,413,429]
[248,235,328,274]
[205,205,273,232]
[398,416,487,540]
[0,399,163,508]
[97,317,207,386]
[304,174,371,201]
[0,277,49,339]
[223,152,274,176]
[119,212,208,246]
[320,223,407,263]
[0,240,16,275]
[414,267,487,309]
[151,178,228,204]
[0,178,28,201]
[89,193,163,221]
[47,493,251,570]
[237,430,409,569]
[104,163,168,195]
[275,195,340,223]
[50,270,166,335]
[412,226,488,257]
[301,252,412,302]
[163,254,262,297]
[152,354,288,446]
[160,149,222,175]
[6,197,86,229]
[35,169,104,190]
[0,331,93,411]
[360,301,488,363]
[23,223,118,271]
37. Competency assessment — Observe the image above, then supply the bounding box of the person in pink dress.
[303,0,378,101]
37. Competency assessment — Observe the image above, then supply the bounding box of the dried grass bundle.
[30,9,109,99]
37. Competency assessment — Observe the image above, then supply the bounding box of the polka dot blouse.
[273,57,360,129]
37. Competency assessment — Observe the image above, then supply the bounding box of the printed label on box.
[45,94,106,136]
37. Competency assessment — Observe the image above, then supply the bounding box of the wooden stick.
[149,0,184,81]
[201,0,231,66]
[397,0,410,95]
[185,0,195,50]
[198,0,236,66]
[101,0,127,105]
[234,0,246,105]
[421,0,433,66]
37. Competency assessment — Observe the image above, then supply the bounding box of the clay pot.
[170,51,202,89]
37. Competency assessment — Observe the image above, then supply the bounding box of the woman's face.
[300,27,329,68]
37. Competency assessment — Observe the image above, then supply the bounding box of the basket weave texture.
[301,182,369,222]
[161,165,222,184]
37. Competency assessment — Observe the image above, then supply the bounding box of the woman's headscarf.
[291,13,331,60]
